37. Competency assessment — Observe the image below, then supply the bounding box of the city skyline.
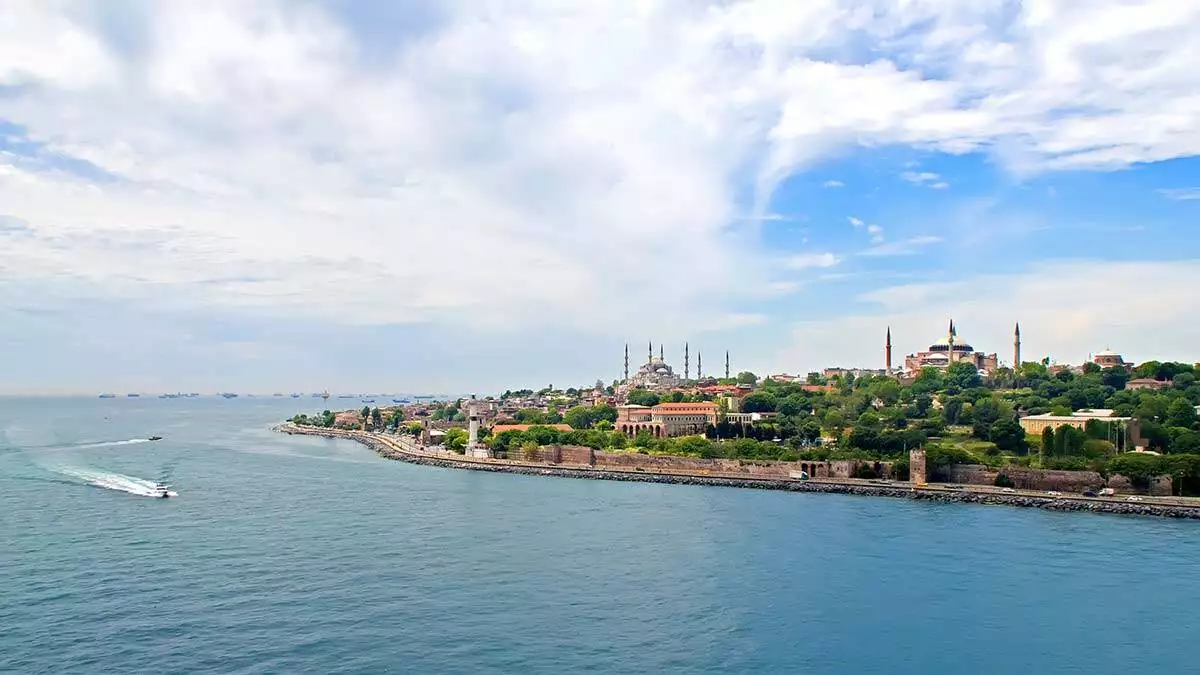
[2,2,1200,395]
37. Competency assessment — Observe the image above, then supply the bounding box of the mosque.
[620,342,731,390]
[892,320,1003,375]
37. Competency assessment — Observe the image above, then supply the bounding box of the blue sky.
[2,1,1199,395]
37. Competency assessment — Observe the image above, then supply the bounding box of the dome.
[1095,349,1121,358]
[929,336,974,352]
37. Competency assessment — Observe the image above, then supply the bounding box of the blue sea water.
[1,397,1197,674]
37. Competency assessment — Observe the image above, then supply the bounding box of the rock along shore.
[277,425,1200,520]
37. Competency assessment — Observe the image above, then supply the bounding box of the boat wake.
[69,438,153,450]
[53,467,178,498]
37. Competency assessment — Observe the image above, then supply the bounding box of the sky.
[2,0,1199,395]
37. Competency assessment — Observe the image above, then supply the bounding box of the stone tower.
[697,351,702,379]
[684,342,690,380]
[1013,322,1021,369]
[910,448,927,485]
[467,395,487,458]
[725,350,730,379]
[624,343,629,381]
[885,326,893,373]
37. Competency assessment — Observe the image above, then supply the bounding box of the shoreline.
[277,424,1200,520]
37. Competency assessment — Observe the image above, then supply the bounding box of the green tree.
[741,392,777,413]
[1166,399,1197,429]
[360,405,371,427]
[1041,426,1054,456]
[1100,367,1130,390]
[989,418,1028,454]
[444,428,468,452]
[946,361,983,390]
[371,407,383,429]
[626,390,661,407]
[736,371,758,386]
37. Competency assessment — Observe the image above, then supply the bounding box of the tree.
[736,371,758,386]
[1100,367,1129,390]
[371,407,383,429]
[1166,399,1198,429]
[946,362,983,390]
[626,390,661,407]
[989,418,1028,454]
[444,428,468,452]
[806,372,826,385]
[1041,427,1054,456]
[911,367,944,394]
[741,392,777,413]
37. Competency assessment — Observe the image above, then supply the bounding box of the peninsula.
[282,323,1200,518]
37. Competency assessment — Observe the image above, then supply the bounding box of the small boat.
[220,393,238,399]
[153,483,173,499]
[361,399,376,403]
[99,393,116,399]
[148,435,163,441]
[392,398,410,404]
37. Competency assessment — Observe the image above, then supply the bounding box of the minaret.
[1013,322,1021,368]
[885,326,893,373]
[947,319,956,363]
[624,343,629,381]
[684,343,690,380]
[725,350,730,379]
[697,352,702,379]
[648,341,653,363]
[659,344,664,361]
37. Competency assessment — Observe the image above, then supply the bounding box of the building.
[902,320,999,374]
[624,342,682,390]
[1126,378,1169,391]
[1019,410,1143,449]
[616,402,718,438]
[1092,349,1131,371]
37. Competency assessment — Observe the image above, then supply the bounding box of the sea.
[1,396,1197,674]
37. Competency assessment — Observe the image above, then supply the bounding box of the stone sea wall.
[277,425,1200,520]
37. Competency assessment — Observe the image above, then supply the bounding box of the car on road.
[1001,487,1016,493]
[1127,496,1144,502]
[1082,489,1098,497]
[1047,491,1061,496]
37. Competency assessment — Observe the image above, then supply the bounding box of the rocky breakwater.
[275,425,1200,520]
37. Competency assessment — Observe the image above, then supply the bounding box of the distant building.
[1126,378,1170,391]
[902,320,999,374]
[1092,349,1132,371]
[624,342,682,390]
[1019,410,1143,449]
[616,402,718,438]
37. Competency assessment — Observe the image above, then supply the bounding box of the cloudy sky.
[2,0,1199,395]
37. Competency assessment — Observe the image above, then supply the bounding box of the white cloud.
[0,1,1199,389]
[867,223,885,243]
[1158,188,1200,201]
[901,171,948,189]
[848,216,864,227]
[823,180,844,188]
[775,260,1200,373]
[861,236,942,256]
[784,252,840,270]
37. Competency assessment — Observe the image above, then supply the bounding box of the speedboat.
[148,435,163,441]
[153,483,173,498]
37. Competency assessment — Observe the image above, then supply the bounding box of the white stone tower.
[466,395,487,458]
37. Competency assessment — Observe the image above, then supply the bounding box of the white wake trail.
[54,467,176,498]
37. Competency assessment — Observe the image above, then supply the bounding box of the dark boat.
[148,435,163,441]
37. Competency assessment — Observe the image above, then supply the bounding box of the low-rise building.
[1126,378,1170,391]
[617,402,718,438]
[1019,410,1143,449]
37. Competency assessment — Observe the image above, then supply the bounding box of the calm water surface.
[1,397,1196,674]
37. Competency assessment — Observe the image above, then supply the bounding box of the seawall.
[277,425,1200,520]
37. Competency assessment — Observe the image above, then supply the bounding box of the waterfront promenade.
[277,424,1200,519]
